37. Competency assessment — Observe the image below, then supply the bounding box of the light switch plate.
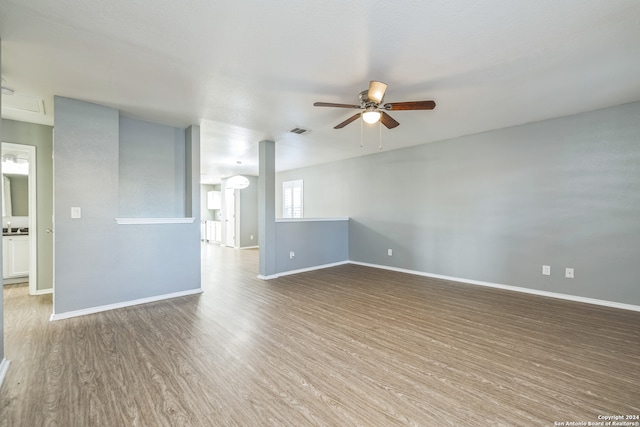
[71,207,81,219]
[565,268,574,279]
[542,265,551,276]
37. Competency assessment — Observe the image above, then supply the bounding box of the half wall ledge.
[275,217,349,222]
[115,217,195,225]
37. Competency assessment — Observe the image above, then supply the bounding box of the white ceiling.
[1,0,640,184]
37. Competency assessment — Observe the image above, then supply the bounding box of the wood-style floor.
[1,244,639,426]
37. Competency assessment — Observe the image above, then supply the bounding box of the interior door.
[225,188,235,247]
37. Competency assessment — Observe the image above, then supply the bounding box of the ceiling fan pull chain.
[379,119,383,150]
[360,117,364,148]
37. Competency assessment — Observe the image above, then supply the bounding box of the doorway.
[1,142,37,295]
[225,187,235,247]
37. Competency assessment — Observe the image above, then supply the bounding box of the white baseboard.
[239,246,259,250]
[34,288,53,295]
[258,260,350,280]
[0,359,10,390]
[349,261,640,313]
[3,278,28,286]
[277,261,350,278]
[50,288,204,321]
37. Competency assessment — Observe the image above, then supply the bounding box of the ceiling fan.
[313,81,435,129]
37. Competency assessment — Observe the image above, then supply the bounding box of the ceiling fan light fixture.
[313,82,435,130]
[368,81,387,104]
[362,109,381,124]
[226,175,250,190]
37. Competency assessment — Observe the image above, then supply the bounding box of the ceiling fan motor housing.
[358,90,381,108]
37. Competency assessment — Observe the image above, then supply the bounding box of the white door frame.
[225,187,236,248]
[1,142,38,295]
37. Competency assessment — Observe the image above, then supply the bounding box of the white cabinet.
[207,191,221,210]
[205,220,221,243]
[3,235,30,279]
[205,221,212,241]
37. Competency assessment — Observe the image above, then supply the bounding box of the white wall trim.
[34,288,53,295]
[50,288,203,321]
[239,245,259,250]
[259,260,350,280]
[275,217,349,223]
[349,261,640,313]
[277,260,350,277]
[0,359,10,390]
[115,217,195,225]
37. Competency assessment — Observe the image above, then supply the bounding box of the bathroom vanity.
[3,228,29,280]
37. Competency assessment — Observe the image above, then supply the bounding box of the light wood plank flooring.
[1,244,639,426]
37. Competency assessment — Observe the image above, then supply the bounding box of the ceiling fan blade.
[380,112,400,129]
[383,100,436,111]
[368,81,387,104]
[334,113,361,129]
[314,102,361,109]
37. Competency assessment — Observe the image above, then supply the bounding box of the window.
[283,180,303,218]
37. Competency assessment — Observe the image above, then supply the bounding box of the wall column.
[258,140,276,278]
[185,125,200,218]
[0,37,5,367]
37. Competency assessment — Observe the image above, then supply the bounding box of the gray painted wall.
[258,140,276,277]
[277,101,640,306]
[238,176,258,248]
[1,119,54,292]
[119,116,186,218]
[185,125,200,219]
[53,96,201,315]
[275,220,348,273]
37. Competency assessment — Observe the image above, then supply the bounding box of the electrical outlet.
[565,268,574,279]
[542,265,551,275]
[388,249,393,256]
[289,251,295,259]
[250,235,254,240]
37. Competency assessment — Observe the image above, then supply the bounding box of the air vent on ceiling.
[3,93,45,114]
[289,127,310,135]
